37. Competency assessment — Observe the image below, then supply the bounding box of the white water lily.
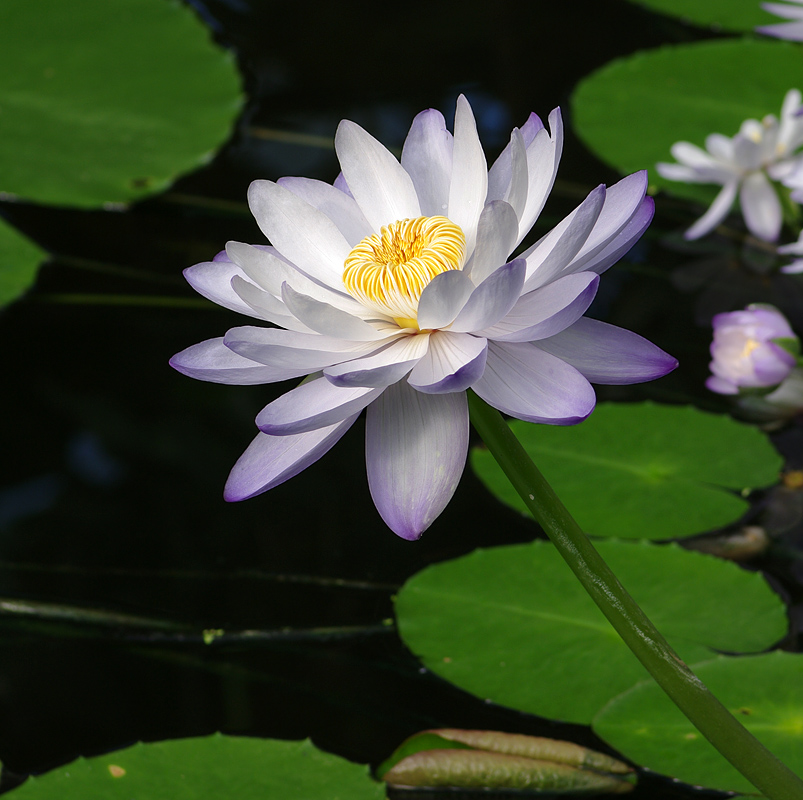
[758,0,803,41]
[656,89,803,241]
[171,96,676,539]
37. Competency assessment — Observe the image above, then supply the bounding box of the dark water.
[0,1,800,798]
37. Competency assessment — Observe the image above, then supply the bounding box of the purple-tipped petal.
[473,341,596,424]
[169,338,303,385]
[416,270,475,330]
[224,415,359,501]
[366,382,468,539]
[467,200,519,285]
[324,334,430,388]
[407,331,488,393]
[184,259,263,319]
[450,259,526,333]
[535,317,678,384]
[256,377,382,435]
[401,108,454,218]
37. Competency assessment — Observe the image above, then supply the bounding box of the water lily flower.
[706,304,798,395]
[656,90,803,242]
[758,0,803,41]
[777,229,803,273]
[170,96,677,539]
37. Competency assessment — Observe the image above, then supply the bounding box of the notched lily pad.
[471,402,783,539]
[3,734,384,799]
[625,0,779,32]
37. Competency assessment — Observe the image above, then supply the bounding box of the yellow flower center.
[343,216,466,328]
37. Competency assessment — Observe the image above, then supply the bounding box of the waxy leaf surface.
[0,218,47,306]
[626,0,779,31]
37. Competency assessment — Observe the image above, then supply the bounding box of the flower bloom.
[757,0,803,41]
[170,96,677,539]
[656,90,803,242]
[706,304,798,395]
[776,229,803,273]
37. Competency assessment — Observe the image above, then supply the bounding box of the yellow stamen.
[741,338,760,358]
[343,216,466,328]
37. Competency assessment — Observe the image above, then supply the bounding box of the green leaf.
[0,218,47,306]
[624,0,779,32]
[593,651,803,794]
[0,0,243,208]
[395,540,786,725]
[470,402,782,539]
[571,40,803,205]
[4,734,384,799]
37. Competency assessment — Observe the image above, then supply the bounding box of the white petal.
[224,416,358,501]
[169,338,301,384]
[324,334,431,387]
[407,331,488,393]
[281,283,387,341]
[472,341,596,424]
[466,200,519,285]
[366,382,468,539]
[184,259,263,319]
[450,259,526,333]
[401,108,454,217]
[277,176,373,246]
[256,377,382,434]
[231,275,313,332]
[335,120,421,230]
[521,185,606,291]
[416,270,476,330]
[740,171,782,242]
[481,272,599,342]
[247,180,351,290]
[448,95,488,257]
[487,113,542,204]
[685,181,739,240]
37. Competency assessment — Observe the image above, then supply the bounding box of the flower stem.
[467,391,803,800]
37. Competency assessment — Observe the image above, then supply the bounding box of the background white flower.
[171,96,676,539]
[656,89,803,241]
[758,0,803,41]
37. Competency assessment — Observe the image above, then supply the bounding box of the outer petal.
[757,20,803,39]
[324,334,431,387]
[366,381,468,539]
[450,259,526,333]
[247,180,352,290]
[481,272,599,342]
[685,180,739,240]
[473,341,596,424]
[740,171,782,241]
[184,259,263,319]
[448,95,488,257]
[466,200,519,285]
[335,119,421,230]
[256,377,383,435]
[401,108,454,217]
[535,317,678,384]
[277,176,373,246]
[231,275,313,332]
[224,415,359,501]
[169,338,303,385]
[407,331,488,393]
[416,270,475,330]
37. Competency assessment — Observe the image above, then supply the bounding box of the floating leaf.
[0,218,47,306]
[471,402,782,539]
[395,540,786,725]
[593,651,803,794]
[625,0,779,31]
[5,734,384,799]
[0,0,243,208]
[571,40,803,205]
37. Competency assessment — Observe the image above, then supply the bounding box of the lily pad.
[593,651,803,794]
[0,218,47,306]
[571,40,803,205]
[395,539,786,725]
[625,0,779,32]
[0,0,243,208]
[4,734,384,799]
[470,402,783,539]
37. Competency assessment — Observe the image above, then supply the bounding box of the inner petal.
[343,216,466,327]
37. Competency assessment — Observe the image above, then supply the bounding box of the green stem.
[467,392,803,800]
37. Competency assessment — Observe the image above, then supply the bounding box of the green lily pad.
[4,734,384,799]
[625,0,779,32]
[0,0,243,208]
[593,651,803,794]
[471,402,782,539]
[395,540,786,725]
[0,218,47,306]
[571,40,803,205]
